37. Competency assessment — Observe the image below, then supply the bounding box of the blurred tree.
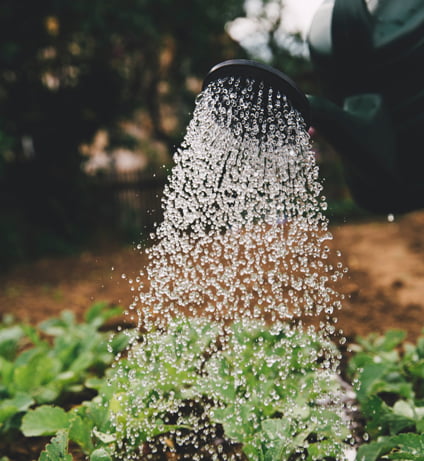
[0,0,245,264]
[226,0,315,91]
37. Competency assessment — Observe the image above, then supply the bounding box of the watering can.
[307,0,424,213]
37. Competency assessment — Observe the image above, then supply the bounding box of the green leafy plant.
[0,302,129,442]
[96,318,351,460]
[2,310,355,460]
[12,317,353,460]
[21,400,114,460]
[38,430,73,461]
[348,329,424,460]
[196,321,350,459]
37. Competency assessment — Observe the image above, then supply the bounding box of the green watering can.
[307,0,424,213]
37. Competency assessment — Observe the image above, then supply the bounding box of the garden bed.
[1,210,424,459]
[1,305,424,460]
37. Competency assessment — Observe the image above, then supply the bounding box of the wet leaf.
[39,430,72,461]
[90,448,113,461]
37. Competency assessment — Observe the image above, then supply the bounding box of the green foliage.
[0,302,129,438]
[38,430,72,461]
[196,322,349,459]
[104,318,351,460]
[0,0,246,265]
[1,313,352,460]
[349,329,424,460]
[89,448,113,461]
[22,406,71,437]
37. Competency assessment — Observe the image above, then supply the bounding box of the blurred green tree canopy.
[0,0,245,263]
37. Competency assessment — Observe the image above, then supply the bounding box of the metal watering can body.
[307,0,424,213]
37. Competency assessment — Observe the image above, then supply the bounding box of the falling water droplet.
[107,74,351,459]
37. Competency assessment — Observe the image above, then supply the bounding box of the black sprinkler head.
[202,59,310,128]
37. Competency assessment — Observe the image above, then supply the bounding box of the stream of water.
[109,75,352,459]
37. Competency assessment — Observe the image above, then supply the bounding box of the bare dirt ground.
[1,210,423,343]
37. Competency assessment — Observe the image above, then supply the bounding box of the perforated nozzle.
[202,59,310,128]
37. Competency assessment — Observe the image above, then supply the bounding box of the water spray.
[108,56,353,459]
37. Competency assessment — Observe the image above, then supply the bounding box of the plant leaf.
[356,438,398,461]
[39,430,72,461]
[389,433,424,457]
[379,330,407,352]
[0,325,24,360]
[90,447,113,461]
[84,302,123,326]
[69,413,94,453]
[21,405,71,437]
[0,392,34,424]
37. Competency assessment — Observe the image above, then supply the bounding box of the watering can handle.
[332,0,373,68]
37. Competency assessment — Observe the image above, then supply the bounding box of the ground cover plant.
[1,306,353,460]
[2,304,424,460]
[0,303,130,460]
[106,318,351,460]
[348,329,424,460]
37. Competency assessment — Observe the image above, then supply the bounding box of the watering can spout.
[309,89,424,214]
[308,93,399,207]
[308,93,395,170]
[307,93,407,213]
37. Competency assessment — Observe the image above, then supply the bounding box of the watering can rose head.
[202,59,311,130]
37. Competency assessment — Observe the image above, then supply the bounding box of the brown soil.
[0,210,423,461]
[1,210,424,342]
